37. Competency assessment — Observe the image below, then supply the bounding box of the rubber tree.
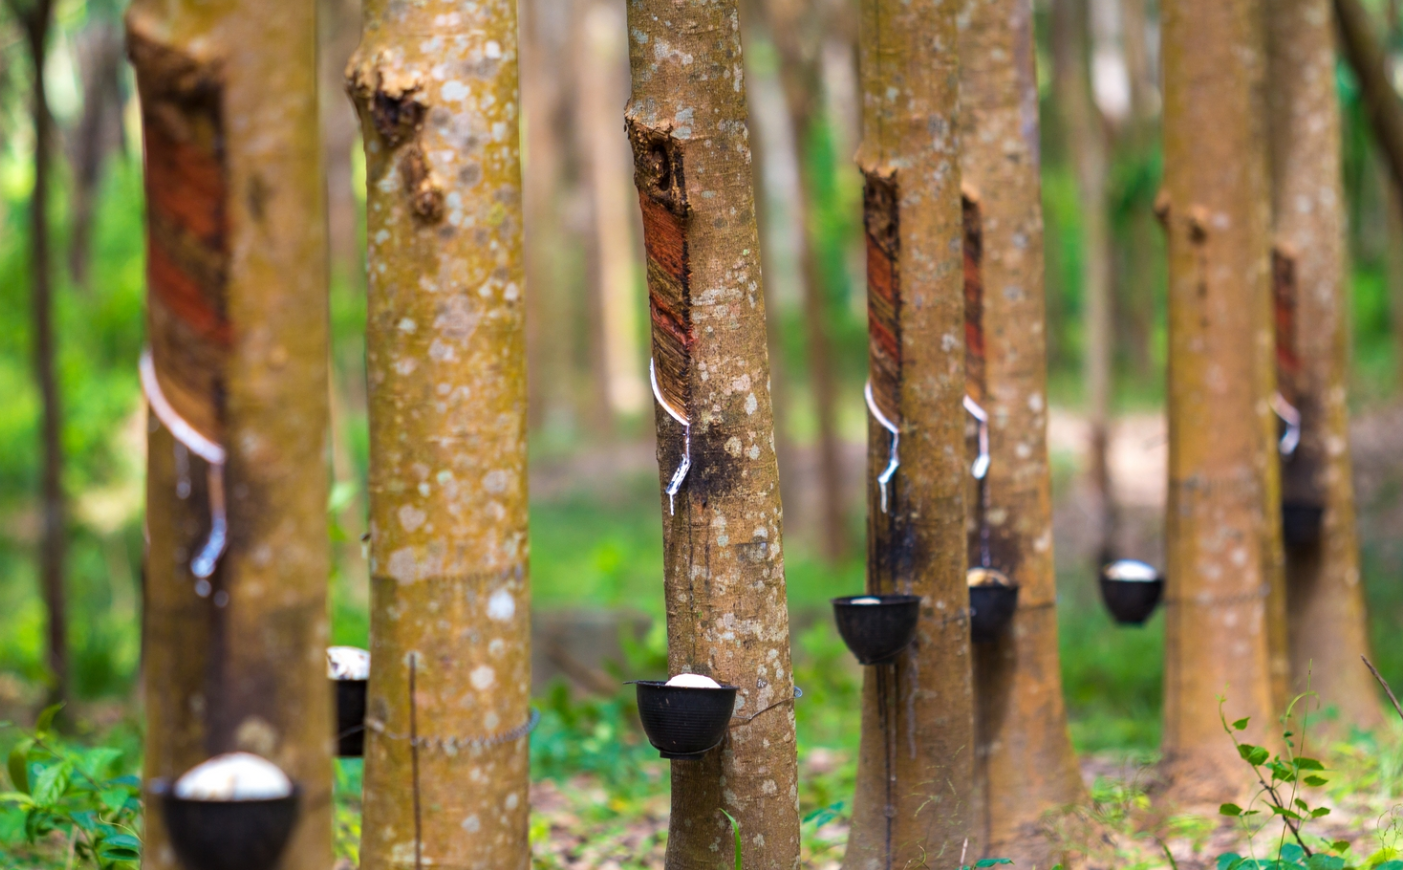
[346,0,532,865]
[624,0,801,865]
[958,0,1085,859]
[1051,0,1116,564]
[1267,0,1383,730]
[1159,0,1282,802]
[758,0,850,563]
[841,0,976,866]
[6,0,66,707]
[127,0,333,862]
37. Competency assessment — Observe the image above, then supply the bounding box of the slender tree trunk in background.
[959,0,1085,860]
[346,0,532,865]
[68,18,126,292]
[1159,0,1281,803]
[1267,0,1384,731]
[128,0,333,861]
[842,0,976,866]
[1388,180,1403,387]
[625,2,801,865]
[1053,0,1117,565]
[8,0,67,708]
[520,0,571,432]
[1336,0,1403,210]
[763,0,849,563]
[577,0,645,420]
[320,0,362,287]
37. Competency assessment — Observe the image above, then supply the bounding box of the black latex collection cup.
[630,679,739,759]
[830,594,921,665]
[334,678,368,757]
[148,779,301,870]
[968,569,1019,643]
[1099,559,1164,626]
[1281,501,1324,548]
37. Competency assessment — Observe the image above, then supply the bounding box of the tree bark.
[761,0,849,563]
[577,0,645,420]
[319,0,362,287]
[1267,0,1383,731]
[127,0,333,863]
[8,0,67,709]
[346,0,532,866]
[624,4,801,867]
[68,17,126,292]
[841,0,976,867]
[1052,0,1117,565]
[1335,0,1403,214]
[1159,0,1281,803]
[958,0,1085,860]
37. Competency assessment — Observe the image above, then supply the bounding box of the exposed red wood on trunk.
[864,170,901,424]
[1272,245,1300,400]
[963,192,986,403]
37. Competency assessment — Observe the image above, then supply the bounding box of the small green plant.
[721,809,743,870]
[0,705,142,869]
[1215,690,1403,870]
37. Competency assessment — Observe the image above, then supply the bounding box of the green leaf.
[1237,744,1270,765]
[1303,775,1328,787]
[1374,862,1403,870]
[6,741,31,794]
[1305,855,1345,870]
[33,704,63,737]
[0,791,33,807]
[1221,803,1244,817]
[1284,845,1307,863]
[1268,805,1302,821]
[99,787,132,813]
[720,809,742,870]
[32,761,71,807]
[1295,757,1325,771]
[1310,807,1331,818]
[1218,853,1244,870]
[1329,841,1350,854]
[974,861,1014,868]
[1295,798,1309,811]
[1233,718,1251,731]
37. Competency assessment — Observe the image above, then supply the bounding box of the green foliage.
[0,705,141,869]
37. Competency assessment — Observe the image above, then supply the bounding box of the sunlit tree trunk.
[1159,0,1281,802]
[761,0,849,563]
[625,2,801,865]
[1052,0,1116,564]
[68,17,126,292]
[1267,0,1383,730]
[958,0,1085,860]
[128,0,333,863]
[7,0,66,708]
[840,0,976,866]
[346,0,532,865]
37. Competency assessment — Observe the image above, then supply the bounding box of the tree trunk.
[1267,0,1383,731]
[1335,0,1403,212]
[841,0,977,867]
[1053,0,1117,565]
[127,0,333,863]
[762,0,849,563]
[319,0,362,287]
[9,0,68,709]
[577,0,646,420]
[346,0,532,866]
[624,4,801,866]
[958,0,1085,860]
[519,0,571,432]
[67,18,126,293]
[1159,0,1281,803]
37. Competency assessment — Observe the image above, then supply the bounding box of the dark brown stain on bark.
[865,168,902,425]
[963,191,985,404]
[399,144,445,222]
[628,118,693,418]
